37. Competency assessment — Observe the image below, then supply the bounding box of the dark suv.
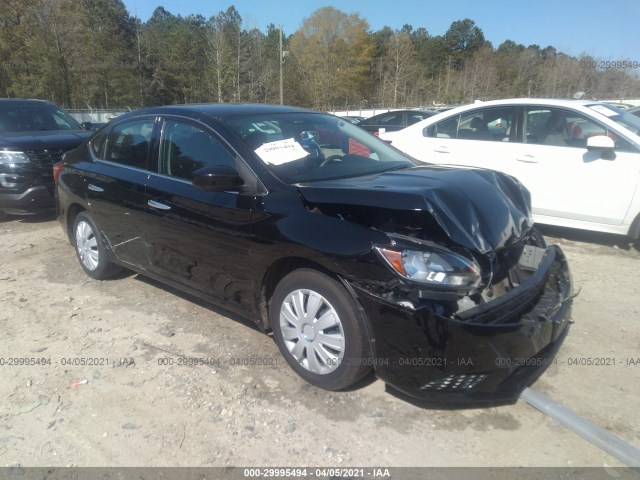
[0,99,92,215]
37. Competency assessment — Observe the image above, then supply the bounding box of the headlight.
[375,245,481,288]
[0,151,30,165]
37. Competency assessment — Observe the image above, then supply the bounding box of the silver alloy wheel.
[279,289,345,375]
[75,220,99,271]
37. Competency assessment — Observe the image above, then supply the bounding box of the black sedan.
[56,104,573,405]
[358,109,439,136]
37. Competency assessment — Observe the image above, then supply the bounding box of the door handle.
[147,199,171,211]
[516,155,539,164]
[87,184,104,192]
[433,146,450,154]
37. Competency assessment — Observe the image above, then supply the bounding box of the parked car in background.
[602,102,635,111]
[339,115,365,124]
[382,99,640,239]
[0,99,92,215]
[56,103,572,405]
[80,121,107,131]
[358,109,439,136]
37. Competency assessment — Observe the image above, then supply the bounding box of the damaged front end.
[352,224,573,405]
[299,166,573,405]
[371,228,554,318]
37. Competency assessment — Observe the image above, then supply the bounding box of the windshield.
[224,112,415,184]
[587,103,640,136]
[0,103,82,133]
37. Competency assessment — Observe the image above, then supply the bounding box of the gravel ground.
[0,214,639,467]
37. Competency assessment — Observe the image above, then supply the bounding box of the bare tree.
[377,31,416,107]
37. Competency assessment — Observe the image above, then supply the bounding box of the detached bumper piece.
[353,245,573,406]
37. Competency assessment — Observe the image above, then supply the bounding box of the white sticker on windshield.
[589,105,618,117]
[254,138,308,165]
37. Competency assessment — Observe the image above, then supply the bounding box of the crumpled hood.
[297,165,532,254]
[0,130,92,151]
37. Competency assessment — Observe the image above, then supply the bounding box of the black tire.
[270,268,372,390]
[72,211,122,280]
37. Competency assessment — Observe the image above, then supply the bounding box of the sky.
[122,0,640,62]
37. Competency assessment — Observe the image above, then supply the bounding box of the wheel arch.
[629,212,640,240]
[65,203,86,242]
[259,257,335,331]
[258,257,377,361]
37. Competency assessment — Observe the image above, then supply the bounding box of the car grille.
[419,373,488,392]
[26,149,65,166]
[25,149,65,183]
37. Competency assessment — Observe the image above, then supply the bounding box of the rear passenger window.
[407,113,428,125]
[424,108,515,142]
[104,119,154,169]
[376,113,403,126]
[160,120,236,181]
[425,116,458,138]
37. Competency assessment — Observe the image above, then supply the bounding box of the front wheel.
[73,211,122,280]
[270,269,373,390]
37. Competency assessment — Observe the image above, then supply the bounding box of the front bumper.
[0,159,57,214]
[352,245,573,406]
[0,185,55,214]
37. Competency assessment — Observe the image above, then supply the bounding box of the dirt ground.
[0,212,639,468]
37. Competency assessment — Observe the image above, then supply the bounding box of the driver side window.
[523,107,636,152]
[160,120,236,181]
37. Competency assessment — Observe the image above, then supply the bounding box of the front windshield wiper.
[378,163,412,173]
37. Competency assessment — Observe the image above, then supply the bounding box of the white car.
[381,99,640,239]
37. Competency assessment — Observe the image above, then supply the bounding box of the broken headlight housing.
[375,243,481,289]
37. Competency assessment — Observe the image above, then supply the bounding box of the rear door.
[144,117,258,312]
[85,116,157,267]
[419,106,521,175]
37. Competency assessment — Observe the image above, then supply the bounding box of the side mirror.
[193,165,243,192]
[81,122,93,131]
[586,135,615,160]
[587,135,614,151]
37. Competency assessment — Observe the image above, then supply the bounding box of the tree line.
[1,0,638,110]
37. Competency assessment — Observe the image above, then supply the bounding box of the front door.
[513,107,640,226]
[144,118,257,313]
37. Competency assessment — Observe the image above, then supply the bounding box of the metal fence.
[66,109,131,124]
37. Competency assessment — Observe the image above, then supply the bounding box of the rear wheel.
[73,211,122,279]
[270,269,372,390]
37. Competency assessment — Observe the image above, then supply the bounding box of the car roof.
[383,97,640,142]
[119,103,319,120]
[0,98,56,105]
[366,109,436,117]
[445,98,614,109]
[360,109,439,123]
[398,98,627,128]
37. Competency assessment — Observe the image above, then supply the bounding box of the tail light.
[53,161,63,183]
